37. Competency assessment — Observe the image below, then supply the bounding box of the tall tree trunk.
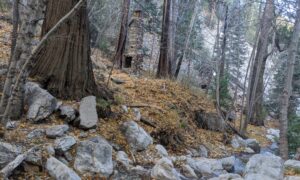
[174,0,198,79]
[114,0,130,69]
[157,0,171,78]
[241,0,275,134]
[9,0,19,66]
[0,0,45,120]
[219,5,228,79]
[279,0,300,160]
[30,0,99,100]
[168,0,178,75]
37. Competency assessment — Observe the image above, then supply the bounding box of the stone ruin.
[124,10,144,74]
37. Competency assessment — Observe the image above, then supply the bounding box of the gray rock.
[245,139,260,153]
[64,152,73,162]
[0,142,22,169]
[46,156,81,180]
[59,105,77,123]
[231,136,260,153]
[25,82,57,122]
[195,110,225,132]
[27,129,45,139]
[244,147,255,154]
[121,121,153,151]
[54,136,76,153]
[25,147,42,166]
[133,108,141,121]
[181,164,198,179]
[284,160,300,171]
[116,151,132,167]
[187,157,223,176]
[219,156,235,172]
[244,154,283,180]
[74,136,113,177]
[79,96,98,129]
[151,158,179,180]
[267,128,280,139]
[199,145,209,158]
[285,176,300,180]
[227,111,237,121]
[46,145,55,156]
[112,165,150,180]
[5,121,18,130]
[156,144,168,157]
[46,125,69,138]
[121,105,128,113]
[209,173,243,180]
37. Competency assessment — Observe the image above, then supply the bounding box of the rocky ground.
[0,15,300,180]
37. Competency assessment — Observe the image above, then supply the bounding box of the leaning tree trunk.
[157,0,171,78]
[30,0,98,99]
[174,0,197,79]
[0,0,45,120]
[279,0,300,160]
[114,0,130,69]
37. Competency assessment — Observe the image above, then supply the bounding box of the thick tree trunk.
[241,0,275,134]
[1,0,87,125]
[157,0,171,78]
[30,0,99,100]
[114,0,130,69]
[279,0,300,160]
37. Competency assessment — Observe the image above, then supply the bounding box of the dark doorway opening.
[125,56,132,68]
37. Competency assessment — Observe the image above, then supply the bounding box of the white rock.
[187,157,223,176]
[284,160,300,171]
[79,96,98,129]
[54,136,76,153]
[284,176,300,180]
[219,156,235,172]
[151,158,179,180]
[46,125,69,138]
[156,144,168,157]
[25,82,57,122]
[121,121,153,151]
[209,173,243,180]
[74,136,113,177]
[244,154,283,180]
[181,164,198,179]
[267,128,280,138]
[46,156,81,180]
[244,147,255,154]
[116,151,132,167]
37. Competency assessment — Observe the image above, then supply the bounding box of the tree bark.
[168,0,178,75]
[219,4,229,79]
[279,0,300,160]
[1,0,87,125]
[174,0,198,79]
[30,0,99,100]
[241,0,275,134]
[9,0,19,66]
[157,0,171,78]
[114,0,130,69]
[0,0,45,120]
